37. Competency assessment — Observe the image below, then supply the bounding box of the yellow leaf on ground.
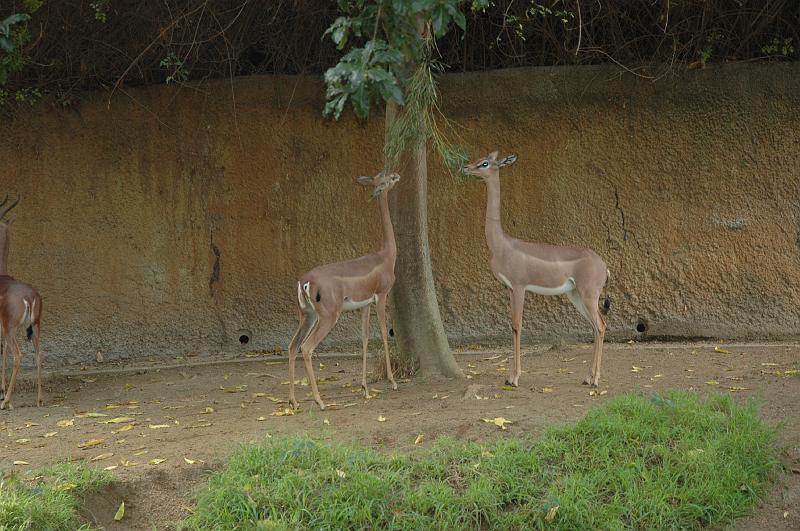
[257,416,267,421]
[705,380,720,386]
[13,461,29,465]
[149,424,170,429]
[482,417,513,430]
[271,408,295,417]
[714,346,731,354]
[16,438,31,444]
[76,412,108,418]
[91,452,114,462]
[631,366,642,372]
[545,505,560,522]
[56,419,74,428]
[133,449,148,456]
[58,483,78,492]
[541,387,553,393]
[414,434,424,445]
[113,423,135,433]
[785,369,799,376]
[323,419,330,425]
[377,415,387,422]
[43,432,57,438]
[114,501,125,521]
[149,458,166,465]
[24,421,40,428]
[102,417,135,424]
[336,469,346,478]
[103,465,118,471]
[184,458,196,464]
[78,438,105,449]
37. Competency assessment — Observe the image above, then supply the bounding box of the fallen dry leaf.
[631,366,643,372]
[102,417,135,425]
[16,438,31,444]
[148,424,170,429]
[56,419,74,428]
[114,501,125,521]
[257,416,267,421]
[78,438,105,449]
[76,412,108,418]
[541,387,553,393]
[705,380,720,386]
[714,346,731,354]
[42,432,57,438]
[13,461,29,465]
[149,458,166,465]
[24,421,40,428]
[414,434,424,445]
[91,452,114,462]
[336,469,346,479]
[184,457,196,464]
[271,408,295,417]
[133,449,149,456]
[323,419,330,425]
[103,465,118,471]
[377,415,387,422]
[482,417,513,430]
[113,423,135,433]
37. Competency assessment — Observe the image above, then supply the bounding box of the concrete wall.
[2,63,799,365]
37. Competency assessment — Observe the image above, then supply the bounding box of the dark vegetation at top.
[0,0,797,110]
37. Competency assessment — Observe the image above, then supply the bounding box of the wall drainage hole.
[239,335,250,344]
[635,319,648,334]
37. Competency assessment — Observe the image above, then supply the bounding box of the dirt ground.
[1,341,798,530]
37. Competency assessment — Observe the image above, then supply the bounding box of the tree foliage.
[0,1,797,111]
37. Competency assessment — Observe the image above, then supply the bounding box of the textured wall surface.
[2,63,799,365]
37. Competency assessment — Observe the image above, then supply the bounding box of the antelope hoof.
[289,397,299,410]
[37,399,43,407]
[505,378,518,387]
[390,381,398,391]
[582,377,593,386]
[0,401,9,411]
[317,401,327,411]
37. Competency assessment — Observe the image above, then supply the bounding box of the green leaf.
[0,14,31,36]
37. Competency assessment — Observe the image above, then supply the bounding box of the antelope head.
[356,171,401,199]
[461,151,518,182]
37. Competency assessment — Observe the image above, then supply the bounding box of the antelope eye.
[480,161,489,168]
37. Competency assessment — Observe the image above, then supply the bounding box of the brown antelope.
[462,152,610,388]
[0,196,44,409]
[288,171,400,410]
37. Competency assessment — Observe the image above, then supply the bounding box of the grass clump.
[180,391,777,530]
[0,462,111,531]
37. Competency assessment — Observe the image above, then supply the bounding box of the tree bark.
[384,101,463,378]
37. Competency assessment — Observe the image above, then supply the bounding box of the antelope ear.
[356,175,373,186]
[498,154,518,167]
[487,151,499,162]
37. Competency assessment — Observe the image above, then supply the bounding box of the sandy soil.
[1,341,798,530]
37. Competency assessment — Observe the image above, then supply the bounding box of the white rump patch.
[297,282,307,309]
[342,294,378,311]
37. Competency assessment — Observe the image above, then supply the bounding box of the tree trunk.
[384,101,463,378]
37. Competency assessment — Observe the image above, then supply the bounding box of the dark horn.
[0,196,19,220]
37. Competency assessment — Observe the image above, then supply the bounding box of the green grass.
[0,463,111,531]
[180,391,777,530]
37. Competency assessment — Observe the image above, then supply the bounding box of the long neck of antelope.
[378,191,396,258]
[484,173,506,252]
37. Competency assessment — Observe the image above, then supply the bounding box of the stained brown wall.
[2,64,799,365]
